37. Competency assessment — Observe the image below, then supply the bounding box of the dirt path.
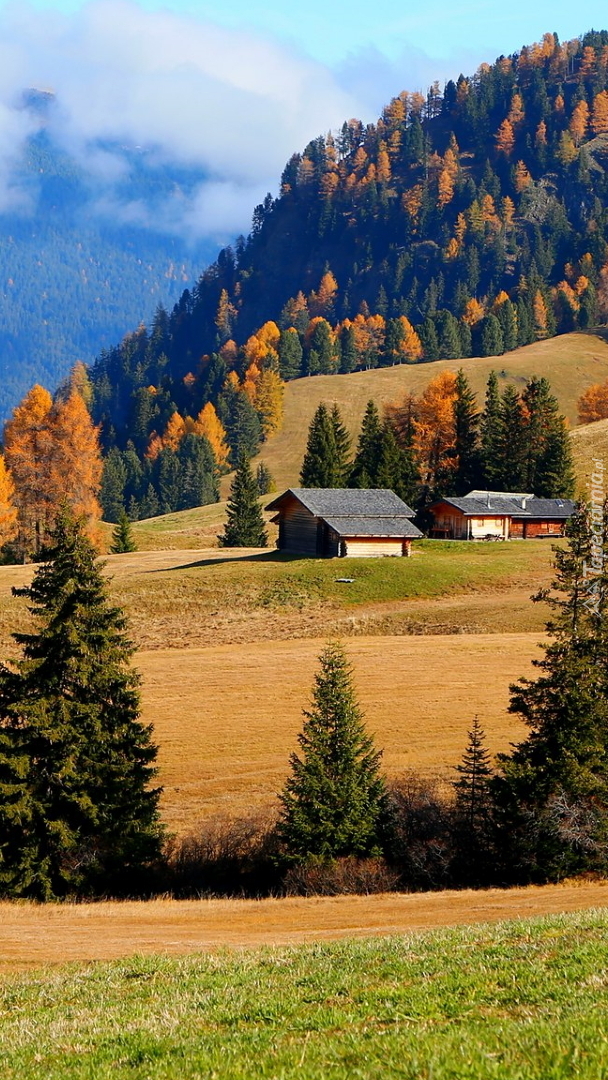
[1,882,607,970]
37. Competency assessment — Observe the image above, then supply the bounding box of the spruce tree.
[497,385,527,491]
[300,403,342,487]
[277,643,389,863]
[330,404,351,486]
[100,448,127,523]
[349,400,382,488]
[278,328,303,380]
[454,717,493,830]
[220,456,268,547]
[453,369,481,495]
[0,509,162,899]
[479,371,503,488]
[493,504,608,880]
[110,510,137,554]
[479,314,504,357]
[256,462,275,495]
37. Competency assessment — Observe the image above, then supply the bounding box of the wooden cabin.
[266,488,422,557]
[428,492,575,540]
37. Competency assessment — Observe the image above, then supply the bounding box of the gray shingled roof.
[431,496,524,515]
[323,516,423,538]
[511,498,576,520]
[266,488,416,518]
[431,495,576,519]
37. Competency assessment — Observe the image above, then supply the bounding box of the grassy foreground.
[3,908,608,1079]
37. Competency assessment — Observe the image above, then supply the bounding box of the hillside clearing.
[2,908,608,1079]
[138,634,540,831]
[257,330,608,490]
[0,541,555,653]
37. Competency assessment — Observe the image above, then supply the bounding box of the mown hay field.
[139,633,541,832]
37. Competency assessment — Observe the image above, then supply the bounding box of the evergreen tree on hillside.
[277,642,389,863]
[300,403,345,488]
[452,370,481,495]
[497,385,527,491]
[330,404,352,486]
[479,371,503,489]
[110,510,137,554]
[177,434,219,510]
[0,510,162,899]
[493,504,608,880]
[220,457,268,548]
[100,448,127,523]
[349,401,382,488]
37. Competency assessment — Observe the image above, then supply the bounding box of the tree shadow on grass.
[147,550,319,573]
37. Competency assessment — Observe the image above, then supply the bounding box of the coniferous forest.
[86,29,608,478]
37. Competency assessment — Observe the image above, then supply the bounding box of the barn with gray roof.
[266,488,422,557]
[428,491,575,540]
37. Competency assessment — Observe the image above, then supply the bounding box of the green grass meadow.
[3,909,608,1079]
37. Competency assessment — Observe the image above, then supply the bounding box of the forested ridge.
[88,28,608,465]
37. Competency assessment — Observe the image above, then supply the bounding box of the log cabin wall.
[280,499,319,554]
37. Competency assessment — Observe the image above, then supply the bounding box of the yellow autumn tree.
[413,371,458,492]
[0,454,17,547]
[4,384,53,552]
[215,289,237,342]
[578,379,608,424]
[254,369,284,439]
[400,316,423,362]
[513,161,532,193]
[309,271,338,318]
[533,291,549,337]
[47,390,103,530]
[570,100,589,146]
[162,412,186,451]
[592,91,608,134]
[495,118,515,156]
[193,402,230,470]
[437,167,454,208]
[463,298,485,326]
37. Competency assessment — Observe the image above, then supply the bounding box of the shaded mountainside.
[0,107,216,418]
[88,28,608,452]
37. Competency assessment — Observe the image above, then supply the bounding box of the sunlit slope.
[257,331,608,491]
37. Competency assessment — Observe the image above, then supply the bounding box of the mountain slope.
[256,331,608,490]
[86,29,608,455]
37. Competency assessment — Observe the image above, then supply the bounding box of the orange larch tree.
[578,379,608,424]
[412,371,459,495]
[0,454,18,548]
[569,100,589,146]
[192,402,230,471]
[592,91,608,135]
[47,390,103,531]
[162,412,186,452]
[3,384,53,553]
[495,118,515,156]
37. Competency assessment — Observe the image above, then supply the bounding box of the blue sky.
[15,0,607,67]
[0,0,604,243]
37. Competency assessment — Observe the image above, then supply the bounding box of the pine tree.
[493,504,608,880]
[0,509,162,899]
[177,434,219,510]
[110,510,137,554]
[220,456,268,548]
[497,385,527,491]
[479,314,504,356]
[277,642,389,863]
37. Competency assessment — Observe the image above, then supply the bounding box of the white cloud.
[0,0,365,238]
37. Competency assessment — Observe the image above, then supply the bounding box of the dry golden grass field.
[257,330,608,491]
[571,416,608,491]
[139,633,540,832]
[1,882,607,970]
